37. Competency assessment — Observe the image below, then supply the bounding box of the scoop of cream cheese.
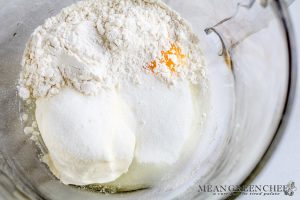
[35,88,136,185]
[107,75,197,188]
[121,74,196,164]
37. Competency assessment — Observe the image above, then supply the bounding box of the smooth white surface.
[36,88,137,185]
[239,1,300,199]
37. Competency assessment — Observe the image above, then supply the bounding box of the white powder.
[21,113,28,121]
[36,88,136,185]
[18,0,207,187]
[23,127,34,135]
[18,0,205,99]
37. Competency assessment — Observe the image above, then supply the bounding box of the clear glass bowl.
[0,0,297,199]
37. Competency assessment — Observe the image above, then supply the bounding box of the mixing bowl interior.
[0,0,294,199]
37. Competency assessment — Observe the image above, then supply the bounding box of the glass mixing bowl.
[0,0,297,199]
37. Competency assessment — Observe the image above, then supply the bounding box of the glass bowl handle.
[204,0,294,59]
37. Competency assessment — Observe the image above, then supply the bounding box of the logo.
[198,181,296,197]
[284,181,297,196]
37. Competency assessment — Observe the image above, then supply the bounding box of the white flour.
[18,0,207,187]
[18,0,205,99]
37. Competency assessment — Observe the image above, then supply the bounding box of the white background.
[239,1,300,199]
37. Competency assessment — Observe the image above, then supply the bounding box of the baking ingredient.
[18,0,206,187]
[18,0,205,99]
[145,43,186,73]
[36,88,136,185]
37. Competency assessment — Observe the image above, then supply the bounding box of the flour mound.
[18,0,205,99]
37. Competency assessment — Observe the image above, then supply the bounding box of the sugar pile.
[36,87,136,185]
